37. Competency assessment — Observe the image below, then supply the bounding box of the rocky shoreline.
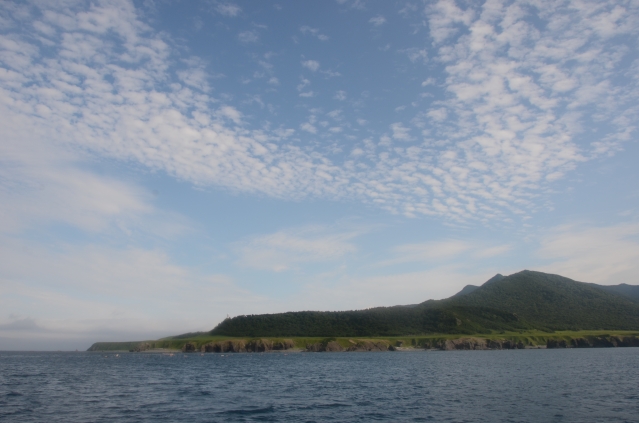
[546,335,639,348]
[88,333,639,353]
[161,335,639,353]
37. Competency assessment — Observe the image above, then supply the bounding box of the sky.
[1,0,638,350]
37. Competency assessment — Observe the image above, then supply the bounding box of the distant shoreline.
[87,330,639,353]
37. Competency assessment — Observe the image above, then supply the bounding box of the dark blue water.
[1,349,638,422]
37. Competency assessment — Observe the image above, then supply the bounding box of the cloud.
[216,105,243,124]
[301,59,320,72]
[334,90,346,100]
[238,30,258,43]
[297,77,310,91]
[401,48,428,64]
[338,0,639,219]
[0,317,43,331]
[234,226,360,272]
[301,122,317,133]
[176,67,211,92]
[375,238,513,267]
[0,118,154,234]
[369,15,386,26]
[427,0,475,44]
[216,3,241,16]
[427,107,447,122]
[381,240,471,266]
[390,122,412,141]
[536,222,639,285]
[300,26,329,41]
[1,0,637,227]
[321,69,341,77]
[472,244,512,259]
[0,235,268,348]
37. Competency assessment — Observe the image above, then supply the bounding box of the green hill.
[210,270,639,337]
[442,270,639,331]
[591,283,639,302]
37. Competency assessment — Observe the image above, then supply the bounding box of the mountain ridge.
[209,270,639,337]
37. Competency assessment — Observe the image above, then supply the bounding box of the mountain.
[440,270,639,331]
[209,270,639,337]
[451,285,479,298]
[590,283,639,303]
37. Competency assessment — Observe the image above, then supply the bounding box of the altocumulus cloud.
[0,0,637,227]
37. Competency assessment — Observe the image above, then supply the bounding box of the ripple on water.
[0,349,638,422]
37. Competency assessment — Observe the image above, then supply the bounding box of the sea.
[1,348,638,422]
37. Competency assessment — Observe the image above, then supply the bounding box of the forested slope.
[210,270,639,337]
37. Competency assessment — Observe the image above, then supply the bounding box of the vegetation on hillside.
[444,271,639,331]
[209,271,639,337]
[210,305,530,337]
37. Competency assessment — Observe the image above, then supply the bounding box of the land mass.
[88,270,639,352]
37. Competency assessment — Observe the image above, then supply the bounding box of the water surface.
[1,349,638,422]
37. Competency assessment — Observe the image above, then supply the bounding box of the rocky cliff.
[546,335,639,348]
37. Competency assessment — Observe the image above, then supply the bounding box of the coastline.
[87,330,639,353]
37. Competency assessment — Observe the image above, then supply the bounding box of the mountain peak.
[482,273,505,286]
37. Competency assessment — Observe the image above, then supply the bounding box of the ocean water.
[1,349,638,422]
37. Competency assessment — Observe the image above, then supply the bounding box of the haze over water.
[2,349,638,422]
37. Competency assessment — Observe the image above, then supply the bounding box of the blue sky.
[1,0,639,350]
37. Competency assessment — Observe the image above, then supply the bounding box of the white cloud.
[321,69,341,77]
[375,239,512,268]
[334,90,346,100]
[421,77,436,86]
[177,66,211,92]
[382,240,471,266]
[472,244,512,259]
[238,30,258,43]
[301,122,317,133]
[427,107,447,122]
[234,226,360,272]
[390,122,412,141]
[427,0,475,44]
[216,3,241,17]
[1,0,637,227]
[300,26,329,41]
[216,105,243,124]
[297,77,310,91]
[0,118,153,234]
[0,236,265,349]
[301,59,320,72]
[369,15,386,26]
[536,222,639,285]
[402,48,428,63]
